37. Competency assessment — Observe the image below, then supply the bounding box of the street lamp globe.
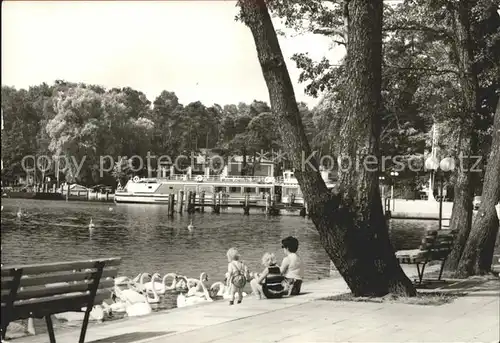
[390,171,399,177]
[425,156,440,171]
[440,157,455,172]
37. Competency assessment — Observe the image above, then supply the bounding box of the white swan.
[88,218,95,230]
[102,298,127,314]
[54,305,105,322]
[180,274,202,289]
[174,277,188,291]
[114,275,131,286]
[143,273,177,294]
[16,208,23,219]
[131,273,143,284]
[120,274,158,304]
[108,207,114,212]
[113,284,152,317]
[117,284,148,305]
[143,273,161,304]
[187,273,210,297]
[209,282,227,297]
[176,273,213,308]
[187,220,195,231]
[134,272,152,292]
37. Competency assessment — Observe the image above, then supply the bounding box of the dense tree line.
[1,81,316,186]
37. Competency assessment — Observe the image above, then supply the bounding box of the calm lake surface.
[1,198,437,315]
[1,198,437,277]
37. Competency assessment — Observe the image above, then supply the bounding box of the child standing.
[226,247,249,305]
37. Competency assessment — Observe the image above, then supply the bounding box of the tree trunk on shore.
[444,0,480,272]
[455,100,500,277]
[238,0,416,296]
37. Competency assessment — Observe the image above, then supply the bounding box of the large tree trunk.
[444,0,480,271]
[455,100,500,276]
[238,0,415,296]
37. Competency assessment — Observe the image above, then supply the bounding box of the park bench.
[1,257,121,343]
[395,229,457,285]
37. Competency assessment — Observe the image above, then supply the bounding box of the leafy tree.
[455,99,500,276]
[238,0,416,296]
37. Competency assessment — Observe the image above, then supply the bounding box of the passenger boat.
[114,169,336,214]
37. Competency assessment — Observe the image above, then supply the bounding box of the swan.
[108,207,114,212]
[117,283,148,304]
[88,218,95,230]
[146,276,161,304]
[164,273,179,291]
[176,288,212,308]
[174,276,188,291]
[102,298,127,314]
[178,274,201,289]
[143,273,178,294]
[16,208,23,219]
[176,273,213,308]
[187,273,210,297]
[131,273,143,284]
[134,272,152,292]
[141,273,161,304]
[54,305,105,322]
[187,219,195,231]
[113,284,152,317]
[114,275,131,286]
[209,281,227,297]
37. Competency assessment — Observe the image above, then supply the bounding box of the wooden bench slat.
[2,278,114,302]
[1,268,119,289]
[1,257,121,276]
[6,290,111,320]
[398,229,457,265]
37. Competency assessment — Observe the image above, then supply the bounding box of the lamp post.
[425,156,454,230]
[379,176,385,199]
[379,176,386,213]
[390,171,399,211]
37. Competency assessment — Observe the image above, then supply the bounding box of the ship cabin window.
[283,187,299,196]
[215,186,226,193]
[244,187,256,193]
[229,187,241,193]
[148,186,152,189]
[258,187,271,194]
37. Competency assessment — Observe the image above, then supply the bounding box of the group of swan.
[27,271,250,330]
[111,271,248,311]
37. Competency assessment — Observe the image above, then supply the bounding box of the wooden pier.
[143,191,308,216]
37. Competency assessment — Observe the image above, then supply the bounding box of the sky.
[1,1,345,108]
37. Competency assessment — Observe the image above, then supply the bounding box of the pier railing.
[130,175,336,185]
[140,175,278,184]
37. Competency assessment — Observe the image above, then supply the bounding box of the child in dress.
[226,247,249,305]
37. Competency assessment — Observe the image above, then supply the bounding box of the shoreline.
[7,264,442,343]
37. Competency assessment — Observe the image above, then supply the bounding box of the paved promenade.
[8,264,499,343]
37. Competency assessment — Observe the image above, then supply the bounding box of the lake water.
[1,198,437,314]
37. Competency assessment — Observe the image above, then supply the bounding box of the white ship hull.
[114,175,335,215]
